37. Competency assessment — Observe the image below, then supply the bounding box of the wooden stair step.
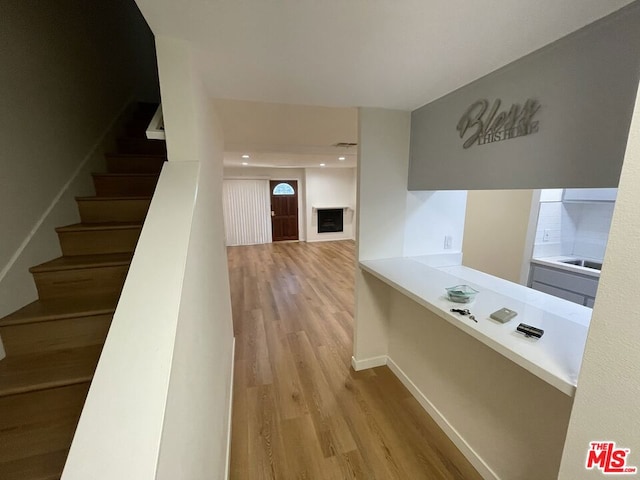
[0,383,89,465]
[92,172,159,197]
[30,253,132,273]
[117,137,166,155]
[106,153,166,174]
[29,253,131,300]
[0,449,68,480]
[0,345,102,397]
[0,295,118,328]
[76,196,151,223]
[0,314,112,357]
[55,222,142,256]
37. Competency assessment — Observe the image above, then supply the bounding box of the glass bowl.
[446,284,479,303]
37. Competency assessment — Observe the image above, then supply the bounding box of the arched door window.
[272,182,295,195]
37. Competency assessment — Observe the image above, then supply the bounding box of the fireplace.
[317,208,344,233]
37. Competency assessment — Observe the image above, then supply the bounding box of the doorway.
[270,180,299,241]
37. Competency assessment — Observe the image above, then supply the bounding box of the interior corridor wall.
[154,37,235,480]
[558,81,640,479]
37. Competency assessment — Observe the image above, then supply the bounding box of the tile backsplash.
[533,196,614,260]
[568,202,615,260]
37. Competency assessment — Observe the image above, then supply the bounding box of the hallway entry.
[270,180,299,241]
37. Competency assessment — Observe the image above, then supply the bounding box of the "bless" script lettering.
[456,98,540,149]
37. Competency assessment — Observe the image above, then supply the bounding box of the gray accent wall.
[409,2,640,191]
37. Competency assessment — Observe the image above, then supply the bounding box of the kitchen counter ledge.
[531,256,602,278]
[359,256,593,396]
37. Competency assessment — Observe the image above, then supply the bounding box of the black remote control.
[516,323,544,339]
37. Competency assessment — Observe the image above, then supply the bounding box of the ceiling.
[136,0,635,168]
[213,99,357,168]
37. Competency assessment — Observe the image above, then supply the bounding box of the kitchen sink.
[560,259,603,270]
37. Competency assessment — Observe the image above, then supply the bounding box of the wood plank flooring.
[228,240,482,480]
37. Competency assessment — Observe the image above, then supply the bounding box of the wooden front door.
[270,180,299,241]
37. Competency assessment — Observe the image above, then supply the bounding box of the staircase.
[0,103,166,480]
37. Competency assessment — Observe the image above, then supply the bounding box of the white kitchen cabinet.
[529,263,600,307]
[562,188,617,202]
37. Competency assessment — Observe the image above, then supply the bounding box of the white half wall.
[62,36,234,480]
[387,289,573,480]
[305,167,357,242]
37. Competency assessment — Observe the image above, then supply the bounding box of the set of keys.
[450,308,477,323]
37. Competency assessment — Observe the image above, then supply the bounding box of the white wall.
[305,168,357,242]
[62,37,234,480]
[354,108,411,366]
[0,0,159,319]
[565,203,615,260]
[356,108,411,262]
[462,190,535,284]
[155,37,234,480]
[403,190,467,257]
[224,166,306,241]
[533,196,615,261]
[558,81,640,479]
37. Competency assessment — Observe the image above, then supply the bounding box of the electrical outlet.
[543,229,550,242]
[444,235,453,249]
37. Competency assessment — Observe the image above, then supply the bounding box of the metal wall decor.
[456,98,540,149]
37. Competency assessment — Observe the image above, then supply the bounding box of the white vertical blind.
[222,179,272,246]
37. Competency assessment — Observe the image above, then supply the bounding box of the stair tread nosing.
[29,253,133,274]
[92,172,159,178]
[0,345,102,397]
[55,222,142,233]
[105,152,166,159]
[0,295,119,328]
[76,195,152,202]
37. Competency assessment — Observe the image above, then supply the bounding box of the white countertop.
[531,256,601,278]
[359,255,593,396]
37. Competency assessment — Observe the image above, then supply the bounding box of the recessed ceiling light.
[338,156,346,161]
[320,163,326,167]
[242,162,248,166]
[241,154,250,159]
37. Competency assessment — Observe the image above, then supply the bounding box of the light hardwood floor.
[228,240,482,480]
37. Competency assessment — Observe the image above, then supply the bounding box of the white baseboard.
[386,357,499,480]
[351,354,387,371]
[225,337,236,480]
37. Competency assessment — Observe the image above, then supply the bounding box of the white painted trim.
[312,205,352,211]
[351,355,387,371]
[0,97,133,286]
[225,337,236,480]
[146,104,166,140]
[386,357,499,480]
